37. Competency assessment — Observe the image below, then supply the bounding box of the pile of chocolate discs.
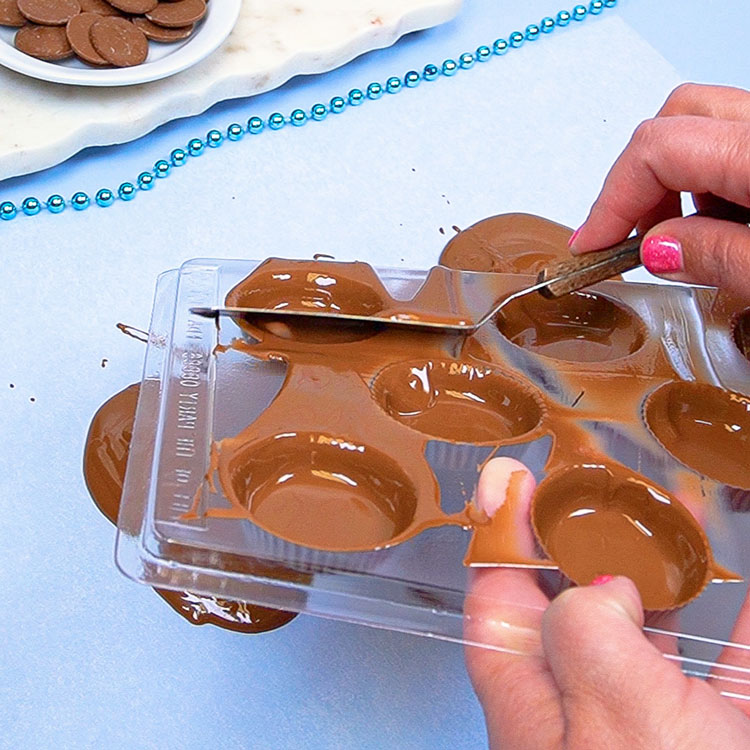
[0,0,208,67]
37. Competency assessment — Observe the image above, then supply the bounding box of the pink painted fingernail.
[567,227,581,247]
[591,575,614,586]
[642,235,684,274]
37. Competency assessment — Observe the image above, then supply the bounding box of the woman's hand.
[465,457,750,750]
[570,83,750,300]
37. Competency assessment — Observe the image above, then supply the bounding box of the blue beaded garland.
[509,31,524,47]
[227,123,244,141]
[386,76,402,93]
[0,201,16,220]
[329,96,346,114]
[118,183,136,201]
[423,64,439,81]
[525,24,540,41]
[268,112,286,129]
[188,138,204,156]
[138,172,154,190]
[348,89,364,106]
[573,5,587,20]
[589,0,604,13]
[311,103,327,121]
[171,148,187,166]
[207,129,224,147]
[605,0,617,6]
[247,116,264,134]
[71,192,90,210]
[476,45,491,61]
[46,195,65,213]
[22,197,41,216]
[154,160,171,178]
[367,82,383,100]
[492,38,509,55]
[95,189,114,207]
[442,59,458,76]
[556,10,571,25]
[405,70,421,87]
[541,17,555,32]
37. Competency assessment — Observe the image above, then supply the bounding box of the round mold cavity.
[733,307,750,362]
[495,289,646,363]
[439,213,573,273]
[371,359,545,444]
[644,381,750,491]
[532,465,711,610]
[223,432,419,552]
[225,266,386,344]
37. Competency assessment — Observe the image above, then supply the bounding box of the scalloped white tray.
[0,0,461,179]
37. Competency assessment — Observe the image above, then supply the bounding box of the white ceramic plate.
[0,0,242,86]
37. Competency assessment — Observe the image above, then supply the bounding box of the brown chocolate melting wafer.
[132,15,193,42]
[17,0,80,25]
[0,0,26,27]
[146,0,205,29]
[106,0,156,13]
[66,11,108,65]
[90,15,148,67]
[15,22,73,59]
[79,0,121,14]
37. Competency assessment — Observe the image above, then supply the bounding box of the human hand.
[569,83,750,301]
[465,457,750,750]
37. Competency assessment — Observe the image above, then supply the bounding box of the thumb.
[640,215,750,300]
[542,577,690,737]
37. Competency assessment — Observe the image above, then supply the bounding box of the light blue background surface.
[1,2,749,749]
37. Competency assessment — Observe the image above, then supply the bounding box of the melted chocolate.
[532,465,711,610]
[83,384,297,632]
[495,290,646,363]
[644,382,750,491]
[734,307,750,362]
[92,214,747,613]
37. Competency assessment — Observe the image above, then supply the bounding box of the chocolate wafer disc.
[17,0,80,25]
[146,0,205,29]
[89,15,148,66]
[15,22,73,59]
[79,0,121,14]
[66,11,108,65]
[0,0,26,27]
[132,16,193,42]
[106,0,156,12]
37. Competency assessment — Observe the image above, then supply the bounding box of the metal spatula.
[192,234,642,334]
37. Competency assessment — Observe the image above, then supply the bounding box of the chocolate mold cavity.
[644,381,750,490]
[733,307,750,362]
[532,465,711,610]
[495,290,646,363]
[225,260,388,344]
[439,213,573,273]
[223,432,419,552]
[372,359,545,444]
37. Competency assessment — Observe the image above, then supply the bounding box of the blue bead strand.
[0,3,617,222]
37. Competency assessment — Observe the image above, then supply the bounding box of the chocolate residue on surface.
[83,384,297,632]
[733,307,750,362]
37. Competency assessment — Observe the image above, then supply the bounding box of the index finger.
[571,116,750,253]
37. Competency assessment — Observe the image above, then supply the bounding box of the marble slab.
[0,0,461,179]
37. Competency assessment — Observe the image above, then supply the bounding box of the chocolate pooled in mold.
[531,464,714,610]
[644,381,750,491]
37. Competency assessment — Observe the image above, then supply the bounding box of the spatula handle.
[536,235,642,298]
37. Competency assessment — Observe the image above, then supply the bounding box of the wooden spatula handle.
[536,235,642,298]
